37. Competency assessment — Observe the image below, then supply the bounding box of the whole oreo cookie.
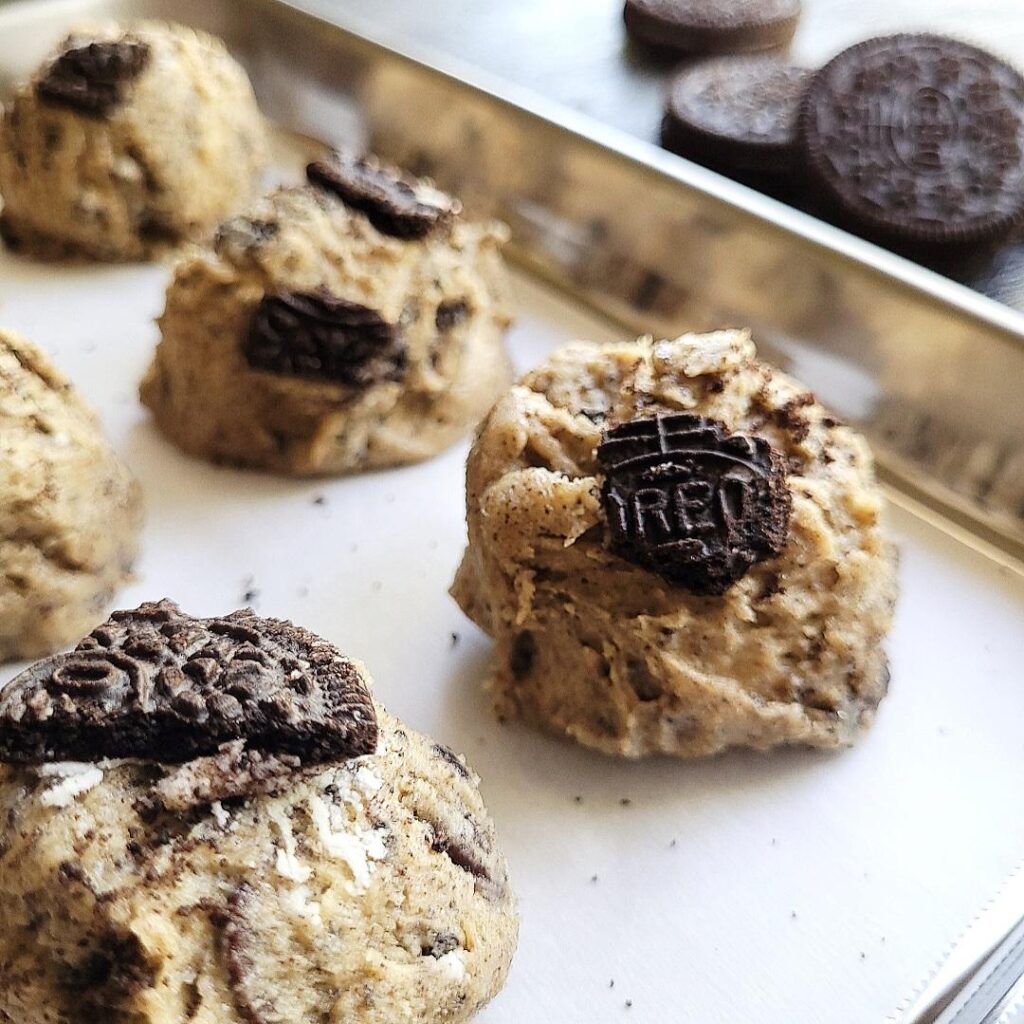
[0,600,378,765]
[624,0,801,55]
[307,152,458,240]
[800,34,1024,247]
[37,37,150,117]
[661,57,810,175]
[597,413,791,595]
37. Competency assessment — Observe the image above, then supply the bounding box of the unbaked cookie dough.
[0,329,142,662]
[141,155,513,475]
[0,600,517,1024]
[0,21,267,260]
[451,331,897,758]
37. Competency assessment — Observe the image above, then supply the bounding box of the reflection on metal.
[0,0,1022,558]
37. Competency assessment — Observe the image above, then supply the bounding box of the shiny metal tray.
[1,0,1023,562]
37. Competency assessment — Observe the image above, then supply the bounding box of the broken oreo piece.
[0,599,378,765]
[800,34,1024,247]
[244,290,407,387]
[661,57,810,175]
[307,152,458,240]
[624,0,801,56]
[37,37,150,117]
[597,414,791,595]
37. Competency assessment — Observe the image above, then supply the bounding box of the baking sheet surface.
[1,248,1022,1022]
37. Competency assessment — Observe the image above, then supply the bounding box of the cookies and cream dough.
[141,154,513,475]
[0,600,517,1024]
[0,329,142,662]
[0,21,267,260]
[452,331,897,758]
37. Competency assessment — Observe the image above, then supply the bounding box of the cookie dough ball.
[0,330,142,662]
[0,21,267,260]
[0,600,517,1024]
[141,155,513,474]
[452,331,897,758]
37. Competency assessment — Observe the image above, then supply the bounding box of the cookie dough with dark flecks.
[0,600,518,1024]
[0,21,267,260]
[452,331,897,758]
[141,156,513,475]
[0,329,141,662]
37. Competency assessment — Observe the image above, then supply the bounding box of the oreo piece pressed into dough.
[597,413,792,595]
[0,599,378,765]
[661,57,810,175]
[799,33,1024,247]
[307,151,459,240]
[624,0,801,55]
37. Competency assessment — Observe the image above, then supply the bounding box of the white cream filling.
[435,950,468,983]
[37,762,104,808]
[307,793,386,892]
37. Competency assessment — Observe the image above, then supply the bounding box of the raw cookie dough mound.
[0,600,518,1024]
[141,157,513,474]
[0,330,141,662]
[0,21,267,260]
[452,332,897,758]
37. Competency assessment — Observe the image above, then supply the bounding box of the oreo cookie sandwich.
[661,57,811,176]
[0,600,517,1023]
[624,0,801,55]
[452,331,897,758]
[800,33,1024,248]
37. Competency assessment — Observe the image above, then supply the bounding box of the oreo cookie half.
[0,600,378,765]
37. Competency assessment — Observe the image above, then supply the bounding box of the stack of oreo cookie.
[627,1,1024,254]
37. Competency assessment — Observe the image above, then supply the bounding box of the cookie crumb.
[619,798,632,807]
[313,494,327,506]
[241,577,260,605]
[450,632,460,649]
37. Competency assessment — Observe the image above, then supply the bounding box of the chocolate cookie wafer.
[624,0,801,55]
[800,33,1024,247]
[661,57,810,175]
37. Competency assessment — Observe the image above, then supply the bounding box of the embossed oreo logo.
[37,38,150,117]
[597,414,791,595]
[801,34,1024,243]
[0,600,378,766]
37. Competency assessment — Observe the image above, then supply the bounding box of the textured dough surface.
[141,185,513,475]
[0,330,141,662]
[0,21,267,261]
[452,332,897,758]
[0,707,517,1024]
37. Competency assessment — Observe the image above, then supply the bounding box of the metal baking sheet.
[0,2,1022,1022]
